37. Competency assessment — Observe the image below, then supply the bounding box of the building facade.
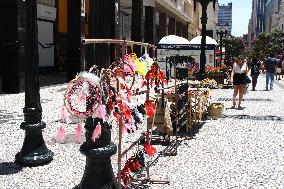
[277,0,284,31]
[206,2,219,39]
[218,2,232,35]
[251,0,268,36]
[0,0,206,93]
[265,0,279,32]
[248,18,254,47]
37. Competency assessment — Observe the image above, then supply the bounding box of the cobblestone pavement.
[0,74,284,189]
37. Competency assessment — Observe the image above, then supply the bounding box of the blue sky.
[218,0,252,37]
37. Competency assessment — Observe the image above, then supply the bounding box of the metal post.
[199,1,209,80]
[74,1,119,188]
[117,40,126,189]
[174,56,178,155]
[15,0,54,166]
[194,0,216,80]
[74,118,117,189]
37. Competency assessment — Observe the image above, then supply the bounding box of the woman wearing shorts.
[231,56,249,109]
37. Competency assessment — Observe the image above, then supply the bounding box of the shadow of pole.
[0,162,23,175]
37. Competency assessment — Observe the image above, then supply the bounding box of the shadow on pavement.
[0,110,15,124]
[0,162,23,175]
[0,72,67,94]
[190,121,206,138]
[223,114,282,121]
[217,98,274,102]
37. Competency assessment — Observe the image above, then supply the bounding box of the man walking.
[250,57,261,91]
[282,58,284,79]
[265,54,277,91]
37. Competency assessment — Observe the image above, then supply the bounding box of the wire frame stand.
[129,75,171,187]
[84,39,171,189]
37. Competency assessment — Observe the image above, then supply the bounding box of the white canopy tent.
[157,35,217,74]
[158,35,190,45]
[189,36,218,45]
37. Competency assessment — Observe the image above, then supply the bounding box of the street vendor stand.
[153,36,211,155]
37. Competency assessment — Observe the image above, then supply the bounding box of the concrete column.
[159,12,167,40]
[145,6,155,45]
[131,0,143,56]
[67,0,81,81]
[89,0,119,69]
[0,0,20,93]
[168,17,176,35]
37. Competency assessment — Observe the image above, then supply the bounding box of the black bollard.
[74,118,117,189]
[15,0,53,165]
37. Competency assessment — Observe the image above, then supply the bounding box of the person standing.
[231,56,249,109]
[276,59,282,80]
[250,57,261,91]
[282,58,284,79]
[264,54,277,90]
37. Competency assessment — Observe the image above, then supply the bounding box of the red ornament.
[144,100,156,118]
[144,143,157,157]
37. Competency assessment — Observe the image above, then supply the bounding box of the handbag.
[243,75,251,84]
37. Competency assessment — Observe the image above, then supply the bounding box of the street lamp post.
[15,0,54,166]
[74,1,119,188]
[193,0,217,79]
[216,23,229,67]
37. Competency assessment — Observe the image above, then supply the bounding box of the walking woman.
[231,56,249,109]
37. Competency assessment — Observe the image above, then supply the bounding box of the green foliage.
[243,48,256,58]
[251,29,284,59]
[223,37,245,65]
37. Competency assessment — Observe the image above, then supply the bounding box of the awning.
[158,35,190,45]
[189,36,218,45]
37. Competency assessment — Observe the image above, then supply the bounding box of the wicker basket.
[207,103,224,118]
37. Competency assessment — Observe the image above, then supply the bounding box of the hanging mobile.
[64,66,101,118]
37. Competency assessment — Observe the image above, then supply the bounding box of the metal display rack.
[82,38,170,189]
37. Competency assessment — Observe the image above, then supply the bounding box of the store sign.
[143,0,155,7]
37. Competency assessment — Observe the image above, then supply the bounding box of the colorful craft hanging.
[142,63,167,88]
[64,72,101,118]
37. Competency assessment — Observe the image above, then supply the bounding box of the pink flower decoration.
[75,123,82,142]
[60,105,67,123]
[96,104,107,122]
[92,122,102,142]
[56,125,65,142]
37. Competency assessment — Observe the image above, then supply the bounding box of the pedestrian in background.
[264,54,277,91]
[276,60,282,80]
[231,55,249,109]
[250,57,261,91]
[282,58,284,79]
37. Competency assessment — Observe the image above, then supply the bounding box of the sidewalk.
[0,74,283,189]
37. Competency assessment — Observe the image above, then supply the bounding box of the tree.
[243,48,256,58]
[252,29,284,59]
[223,36,245,65]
